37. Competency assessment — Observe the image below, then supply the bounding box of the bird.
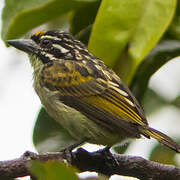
[7,30,180,153]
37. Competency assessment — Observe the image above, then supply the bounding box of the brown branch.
[0,148,179,180]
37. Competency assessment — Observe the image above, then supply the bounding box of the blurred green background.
[1,0,180,179]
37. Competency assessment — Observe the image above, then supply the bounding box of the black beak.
[7,39,39,54]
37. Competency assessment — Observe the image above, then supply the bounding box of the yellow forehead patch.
[34,30,45,36]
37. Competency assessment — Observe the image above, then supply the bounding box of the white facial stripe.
[52,44,69,53]
[41,35,60,41]
[45,53,55,59]
[41,52,57,60]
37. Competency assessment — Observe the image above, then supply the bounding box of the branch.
[0,148,179,180]
[72,148,180,180]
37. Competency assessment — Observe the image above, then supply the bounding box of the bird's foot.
[60,138,89,163]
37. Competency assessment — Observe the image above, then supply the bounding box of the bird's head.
[7,30,90,71]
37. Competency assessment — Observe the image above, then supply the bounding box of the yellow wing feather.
[41,61,108,97]
[41,61,146,127]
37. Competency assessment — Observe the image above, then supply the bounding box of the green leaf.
[142,88,169,116]
[70,0,101,45]
[88,0,144,68]
[33,108,77,153]
[84,175,108,180]
[130,40,180,102]
[70,0,100,36]
[30,161,78,180]
[74,25,92,45]
[128,0,176,67]
[149,143,178,166]
[172,95,180,108]
[88,0,177,84]
[167,0,180,40]
[112,143,130,154]
[2,0,88,41]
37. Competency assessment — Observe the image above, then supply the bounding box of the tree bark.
[0,148,179,180]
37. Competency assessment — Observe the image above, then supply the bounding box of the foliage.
[30,160,108,180]
[30,161,79,180]
[2,0,180,179]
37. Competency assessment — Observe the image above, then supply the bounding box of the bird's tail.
[141,126,180,153]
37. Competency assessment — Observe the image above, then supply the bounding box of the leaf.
[30,161,78,180]
[88,0,177,84]
[167,0,180,40]
[142,88,169,116]
[112,143,130,154]
[149,143,178,166]
[130,40,180,102]
[88,0,145,68]
[33,107,77,153]
[172,95,180,109]
[70,0,100,35]
[128,0,176,67]
[2,0,89,41]
[75,24,92,45]
[70,0,101,45]
[84,175,108,180]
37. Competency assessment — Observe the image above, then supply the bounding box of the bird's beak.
[7,39,39,55]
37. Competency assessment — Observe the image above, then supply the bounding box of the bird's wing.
[41,61,108,96]
[41,61,148,135]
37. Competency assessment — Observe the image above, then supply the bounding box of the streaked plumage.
[7,30,180,152]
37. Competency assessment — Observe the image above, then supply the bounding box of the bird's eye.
[40,39,52,48]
